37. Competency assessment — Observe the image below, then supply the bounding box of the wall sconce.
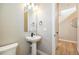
[24,3,34,10]
[32,22,35,26]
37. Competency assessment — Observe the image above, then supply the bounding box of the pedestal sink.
[25,35,41,55]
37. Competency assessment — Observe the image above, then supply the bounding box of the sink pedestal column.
[31,42,37,55]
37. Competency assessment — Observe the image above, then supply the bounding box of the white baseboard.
[37,50,48,55]
[59,39,76,43]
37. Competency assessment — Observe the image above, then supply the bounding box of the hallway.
[56,40,78,55]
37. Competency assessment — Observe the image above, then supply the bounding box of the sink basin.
[25,35,41,55]
[25,35,41,42]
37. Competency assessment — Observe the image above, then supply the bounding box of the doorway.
[56,3,78,55]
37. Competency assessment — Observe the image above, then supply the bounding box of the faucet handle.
[31,33,33,37]
[31,33,36,37]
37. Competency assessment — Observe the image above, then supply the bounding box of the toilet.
[0,43,18,55]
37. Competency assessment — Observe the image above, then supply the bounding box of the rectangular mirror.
[24,11,28,32]
[24,3,37,33]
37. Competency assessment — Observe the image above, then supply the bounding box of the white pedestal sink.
[25,35,41,55]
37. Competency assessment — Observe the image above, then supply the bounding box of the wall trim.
[59,39,77,43]
[37,50,48,55]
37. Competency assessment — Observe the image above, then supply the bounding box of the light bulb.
[28,4,32,10]
[24,4,27,8]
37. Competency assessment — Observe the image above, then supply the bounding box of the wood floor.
[56,40,78,55]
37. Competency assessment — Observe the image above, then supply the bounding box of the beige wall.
[0,4,30,55]
[59,18,77,41]
[59,3,76,11]
[59,3,77,41]
[0,4,2,40]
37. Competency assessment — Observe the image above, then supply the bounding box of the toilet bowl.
[0,43,18,55]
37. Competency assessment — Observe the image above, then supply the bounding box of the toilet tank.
[0,43,18,55]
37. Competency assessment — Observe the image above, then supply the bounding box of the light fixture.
[24,3,35,10]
